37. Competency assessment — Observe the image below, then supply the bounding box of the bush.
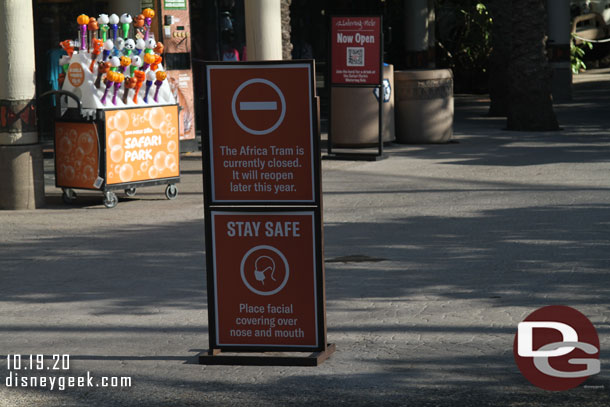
[436,1,493,92]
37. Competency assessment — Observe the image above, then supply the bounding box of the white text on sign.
[336,33,376,45]
[230,303,303,339]
[227,221,301,237]
[219,144,306,196]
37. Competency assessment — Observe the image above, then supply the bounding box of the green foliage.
[437,1,493,74]
[571,34,593,74]
[436,1,493,92]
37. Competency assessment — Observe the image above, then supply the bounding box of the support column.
[404,0,435,68]
[547,0,572,101]
[245,0,283,61]
[0,0,44,209]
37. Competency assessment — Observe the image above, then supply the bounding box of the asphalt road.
[1,71,610,406]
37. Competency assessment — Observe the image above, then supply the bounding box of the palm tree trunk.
[487,0,511,116]
[507,0,559,130]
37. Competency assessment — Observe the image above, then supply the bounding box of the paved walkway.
[1,71,610,406]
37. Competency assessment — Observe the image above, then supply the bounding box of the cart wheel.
[103,191,118,209]
[165,184,178,200]
[124,187,137,197]
[62,188,77,205]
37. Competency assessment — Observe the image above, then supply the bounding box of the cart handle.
[38,90,83,116]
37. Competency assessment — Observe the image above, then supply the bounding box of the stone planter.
[394,69,453,144]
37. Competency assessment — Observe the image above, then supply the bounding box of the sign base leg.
[197,343,336,366]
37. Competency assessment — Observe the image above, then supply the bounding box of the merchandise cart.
[43,10,180,208]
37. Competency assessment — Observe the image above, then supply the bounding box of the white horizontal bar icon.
[240,101,277,111]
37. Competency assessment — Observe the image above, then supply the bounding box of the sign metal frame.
[200,61,333,366]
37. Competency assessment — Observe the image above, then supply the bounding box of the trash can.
[330,64,395,147]
[394,69,453,144]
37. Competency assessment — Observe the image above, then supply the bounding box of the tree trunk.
[487,0,511,116]
[507,0,559,130]
[281,0,293,60]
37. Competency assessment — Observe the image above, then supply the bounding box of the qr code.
[347,47,365,67]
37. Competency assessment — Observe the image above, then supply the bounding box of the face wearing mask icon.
[254,255,276,285]
[240,245,290,296]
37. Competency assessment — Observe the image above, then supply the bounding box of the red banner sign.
[211,211,319,348]
[206,64,316,203]
[331,16,382,85]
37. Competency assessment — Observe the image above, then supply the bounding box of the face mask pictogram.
[253,255,276,285]
[240,245,289,296]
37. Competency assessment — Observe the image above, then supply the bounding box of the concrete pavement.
[1,71,610,406]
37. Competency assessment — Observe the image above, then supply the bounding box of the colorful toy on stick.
[109,14,120,42]
[135,39,146,55]
[153,71,167,103]
[102,39,113,61]
[130,55,143,76]
[143,70,156,103]
[60,39,75,58]
[111,73,125,105]
[134,14,145,29]
[124,39,135,57]
[142,8,155,41]
[101,70,118,105]
[94,61,111,88]
[77,15,90,51]
[59,55,71,73]
[61,11,172,107]
[120,13,133,39]
[118,56,131,75]
[114,37,125,57]
[108,56,121,73]
[132,70,146,103]
[122,76,138,104]
[88,17,99,40]
[144,38,156,54]
[150,54,163,71]
[141,52,156,71]
[89,38,104,72]
[98,14,109,42]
